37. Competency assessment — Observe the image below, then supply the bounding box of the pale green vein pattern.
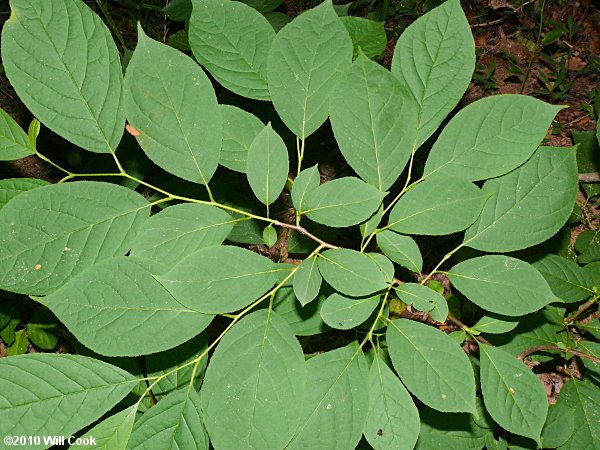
[0,109,34,160]
[340,16,387,59]
[392,0,474,148]
[287,345,369,449]
[464,146,578,252]
[36,257,213,357]
[479,345,547,442]
[376,230,422,273]
[424,95,564,181]
[129,389,208,449]
[125,27,221,185]
[267,0,353,139]
[130,203,235,267]
[318,249,388,297]
[156,245,276,314]
[0,354,137,442]
[292,165,320,214]
[2,0,125,153]
[387,319,476,413]
[189,0,275,100]
[449,255,557,316]
[246,123,289,206]
[220,105,264,172]
[530,253,593,303]
[330,54,419,191]
[320,293,379,330]
[0,178,49,210]
[557,378,600,449]
[201,310,306,449]
[364,352,420,450]
[70,405,136,450]
[0,181,150,295]
[293,255,322,305]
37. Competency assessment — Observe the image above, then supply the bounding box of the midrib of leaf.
[298,257,319,299]
[37,300,199,314]
[303,193,380,214]
[318,254,382,287]
[168,267,280,283]
[446,272,546,297]
[362,64,382,191]
[572,381,599,443]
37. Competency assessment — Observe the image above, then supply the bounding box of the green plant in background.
[0,0,598,449]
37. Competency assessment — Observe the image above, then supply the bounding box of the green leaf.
[387,319,476,413]
[189,0,275,100]
[530,254,593,303]
[0,354,137,439]
[27,119,40,150]
[471,313,520,335]
[541,404,575,449]
[424,96,564,181]
[395,283,448,322]
[36,257,213,357]
[464,146,578,252]
[392,0,475,148]
[163,0,192,21]
[320,292,379,330]
[576,230,600,264]
[246,123,289,206]
[479,345,548,442]
[416,408,488,450]
[340,17,387,59]
[292,165,320,214]
[0,181,150,295]
[6,329,28,356]
[304,177,386,227]
[220,105,264,172]
[287,345,369,449]
[156,245,276,314]
[318,249,388,296]
[130,203,235,266]
[201,310,305,449]
[70,405,136,450]
[263,224,278,246]
[330,53,419,191]
[27,310,58,350]
[364,351,420,450]
[2,0,124,153]
[267,0,353,139]
[368,253,395,283]
[241,0,284,14]
[0,178,49,210]
[376,230,422,274]
[388,175,487,235]
[556,378,600,449]
[293,256,322,306]
[129,389,208,449]
[449,256,557,316]
[265,12,292,32]
[125,27,221,185]
[360,205,383,237]
[0,108,33,160]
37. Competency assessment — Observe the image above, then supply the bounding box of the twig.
[518,345,600,364]
[565,298,598,324]
[447,313,493,346]
[579,172,600,183]
[274,222,340,250]
[471,17,506,28]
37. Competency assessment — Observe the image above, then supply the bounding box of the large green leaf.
[424,96,564,181]
[0,178,49,210]
[471,313,520,335]
[0,181,150,295]
[125,27,221,185]
[220,105,264,172]
[479,345,548,442]
[556,377,600,449]
[303,177,385,227]
[391,0,475,148]
[416,408,488,450]
[70,405,136,450]
[530,254,593,303]
[189,0,275,100]
[0,109,33,160]
[241,0,283,13]
[340,17,387,59]
[129,389,208,449]
[246,123,289,206]
[388,175,487,235]
[320,292,379,330]
[201,310,305,449]
[0,354,137,441]
[318,248,388,296]
[364,351,420,450]
[267,0,353,139]
[287,345,369,449]
[156,245,276,314]
[330,54,419,191]
[291,165,320,214]
[541,403,575,449]
[36,257,213,357]
[449,256,557,316]
[293,256,322,306]
[376,230,422,274]
[387,319,476,413]
[464,146,578,252]
[130,203,235,266]
[2,0,124,153]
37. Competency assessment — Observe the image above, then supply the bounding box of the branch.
[274,222,340,250]
[518,345,600,364]
[565,298,598,324]
[447,313,493,346]
[579,172,600,183]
